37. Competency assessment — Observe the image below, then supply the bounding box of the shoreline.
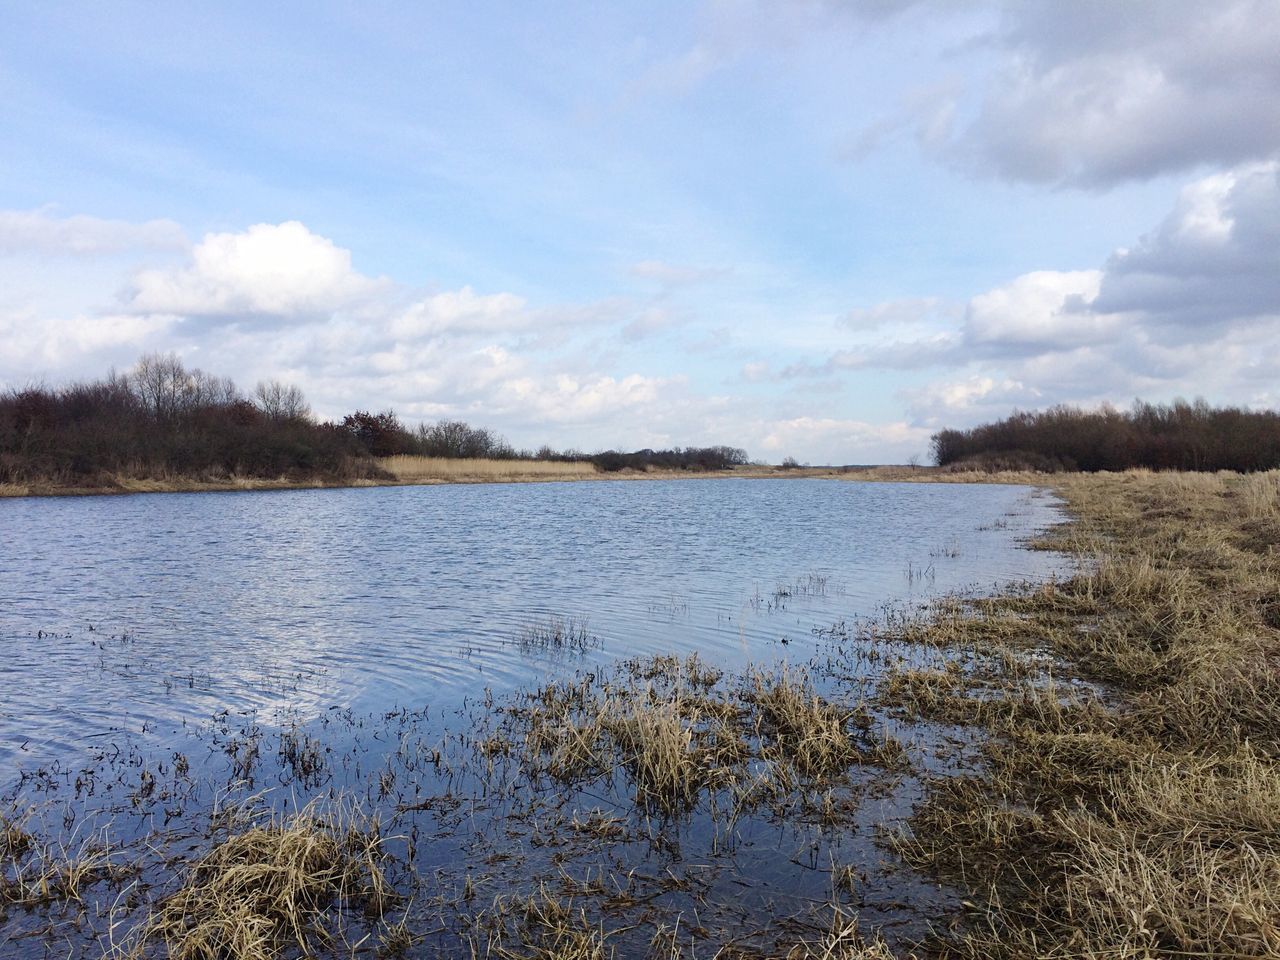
[0,463,852,499]
[0,462,1064,500]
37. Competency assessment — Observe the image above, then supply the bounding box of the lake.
[0,477,1069,957]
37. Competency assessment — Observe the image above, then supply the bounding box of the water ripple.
[0,479,1068,775]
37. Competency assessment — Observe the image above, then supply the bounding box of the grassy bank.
[876,468,1280,957]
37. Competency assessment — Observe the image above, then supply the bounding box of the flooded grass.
[7,471,1274,958]
[874,470,1280,957]
[516,616,600,654]
[116,799,393,960]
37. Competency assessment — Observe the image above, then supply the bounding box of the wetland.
[0,478,1069,958]
[14,472,1277,958]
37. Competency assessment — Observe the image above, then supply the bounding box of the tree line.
[0,354,749,486]
[931,400,1280,472]
[335,408,747,471]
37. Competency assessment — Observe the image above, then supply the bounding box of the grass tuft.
[119,799,393,960]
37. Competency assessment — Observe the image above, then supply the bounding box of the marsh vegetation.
[7,472,1274,958]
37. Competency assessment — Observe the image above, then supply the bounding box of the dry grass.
[470,888,611,960]
[496,652,896,821]
[877,469,1280,958]
[749,666,864,777]
[1,808,123,908]
[786,913,908,960]
[118,799,393,960]
[381,456,600,483]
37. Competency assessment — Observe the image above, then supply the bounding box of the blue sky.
[2,1,1278,462]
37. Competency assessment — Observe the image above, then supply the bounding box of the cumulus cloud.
[126,221,390,319]
[903,375,1043,426]
[955,0,1280,186]
[784,160,1280,429]
[1093,161,1280,328]
[390,287,528,339]
[963,269,1108,350]
[0,209,187,257]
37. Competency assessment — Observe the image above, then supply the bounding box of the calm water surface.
[0,477,1066,775]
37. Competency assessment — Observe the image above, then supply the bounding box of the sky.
[1,1,1278,464]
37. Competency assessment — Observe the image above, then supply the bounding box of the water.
[0,477,1068,956]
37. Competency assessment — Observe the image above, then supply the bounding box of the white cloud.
[489,372,680,424]
[904,376,1042,426]
[390,287,528,339]
[126,221,389,319]
[757,416,932,464]
[0,307,175,371]
[954,0,1280,186]
[0,209,187,257]
[963,269,1108,349]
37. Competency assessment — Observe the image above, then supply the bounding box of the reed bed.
[516,615,599,654]
[788,914,905,960]
[0,809,121,909]
[381,456,599,483]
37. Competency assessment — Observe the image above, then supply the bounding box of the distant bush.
[0,355,754,486]
[585,445,749,473]
[340,410,416,458]
[414,420,516,459]
[0,354,379,486]
[932,400,1280,473]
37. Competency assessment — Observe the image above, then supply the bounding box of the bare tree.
[126,352,189,420]
[254,380,311,421]
[124,352,239,419]
[188,370,239,408]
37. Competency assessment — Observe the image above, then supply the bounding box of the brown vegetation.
[931,399,1280,472]
[1,354,760,496]
[382,455,600,484]
[116,800,393,960]
[876,469,1280,957]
